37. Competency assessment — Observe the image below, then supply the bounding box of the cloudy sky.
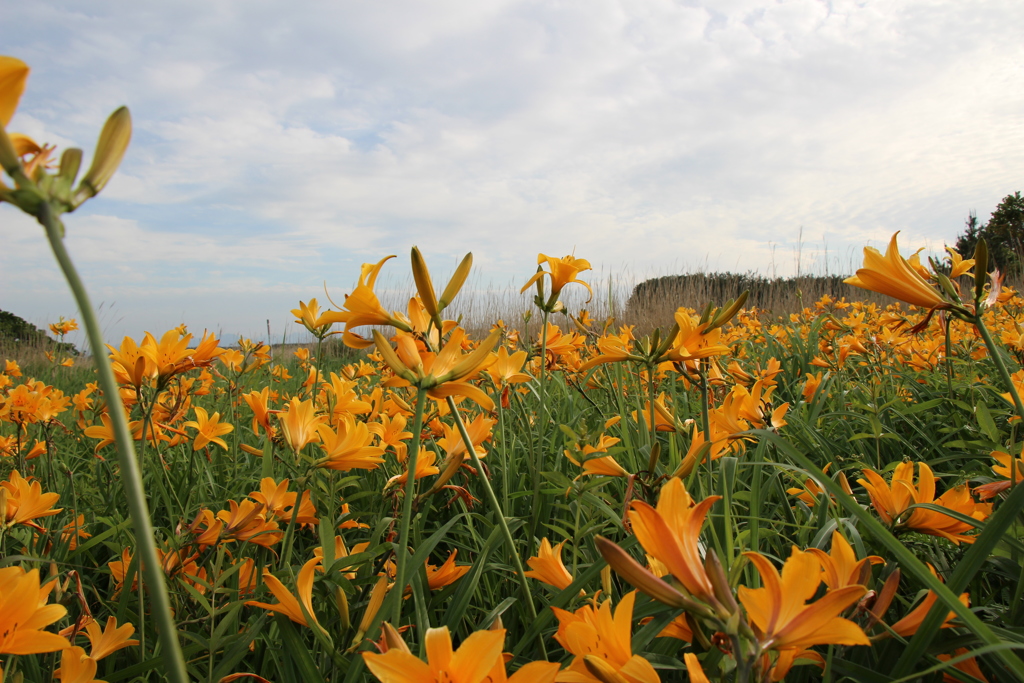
[2,0,1022,344]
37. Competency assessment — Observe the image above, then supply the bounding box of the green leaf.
[754,428,1024,681]
[442,522,504,630]
[892,482,1024,679]
[975,401,1001,443]
[276,615,327,683]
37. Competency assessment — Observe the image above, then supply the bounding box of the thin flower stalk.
[35,201,188,683]
[390,385,428,626]
[445,395,546,657]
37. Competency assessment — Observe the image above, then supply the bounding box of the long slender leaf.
[755,429,1024,681]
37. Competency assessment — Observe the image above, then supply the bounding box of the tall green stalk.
[974,313,1023,490]
[445,396,546,657]
[537,310,550,417]
[38,202,189,683]
[391,386,428,625]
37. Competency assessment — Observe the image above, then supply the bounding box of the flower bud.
[595,536,693,611]
[438,252,473,311]
[411,247,440,318]
[381,622,409,653]
[335,587,350,631]
[74,106,131,205]
[0,124,21,175]
[355,575,390,641]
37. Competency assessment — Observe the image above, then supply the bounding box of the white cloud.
[2,0,1023,340]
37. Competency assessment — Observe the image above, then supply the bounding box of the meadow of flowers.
[4,55,1024,683]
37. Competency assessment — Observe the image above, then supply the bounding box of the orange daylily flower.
[0,57,30,128]
[53,646,102,683]
[0,565,70,655]
[386,447,440,489]
[216,500,283,547]
[858,462,989,544]
[551,591,661,683]
[374,413,413,461]
[684,653,711,683]
[335,256,414,348]
[976,447,1024,499]
[801,371,825,401]
[245,556,321,627]
[844,233,950,310]
[140,329,223,380]
[937,648,989,683]
[524,538,574,590]
[374,327,499,411]
[362,624,506,683]
[945,247,975,279]
[520,253,593,301]
[0,57,54,180]
[786,468,853,507]
[424,550,471,591]
[578,331,640,371]
[889,588,968,638]
[564,434,630,477]
[485,659,560,683]
[314,417,386,471]
[81,616,138,660]
[183,406,234,451]
[662,310,731,363]
[60,513,91,550]
[2,469,63,530]
[627,477,720,605]
[292,298,346,337]
[486,346,532,386]
[807,531,884,590]
[739,547,870,653]
[241,387,274,436]
[277,397,323,454]
[248,477,317,525]
[436,414,495,460]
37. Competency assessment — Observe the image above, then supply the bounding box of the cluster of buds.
[1,57,131,225]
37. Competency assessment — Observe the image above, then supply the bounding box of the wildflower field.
[4,56,1024,683]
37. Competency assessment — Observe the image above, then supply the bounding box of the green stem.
[37,202,189,683]
[699,361,711,439]
[647,361,658,472]
[538,310,550,418]
[277,470,311,571]
[975,313,1023,491]
[976,313,1024,419]
[944,315,954,399]
[391,386,428,625]
[445,396,547,658]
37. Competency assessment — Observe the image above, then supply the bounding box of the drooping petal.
[361,649,433,683]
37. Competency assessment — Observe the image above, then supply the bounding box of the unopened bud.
[0,125,22,177]
[703,549,738,616]
[595,536,693,611]
[410,247,440,318]
[867,568,900,627]
[357,575,390,637]
[381,621,409,653]
[438,252,473,311]
[335,586,350,631]
[74,106,131,205]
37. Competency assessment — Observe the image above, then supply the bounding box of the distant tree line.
[954,191,1024,275]
[627,272,855,317]
[0,309,77,354]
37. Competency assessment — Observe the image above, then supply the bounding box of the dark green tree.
[954,191,1024,274]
